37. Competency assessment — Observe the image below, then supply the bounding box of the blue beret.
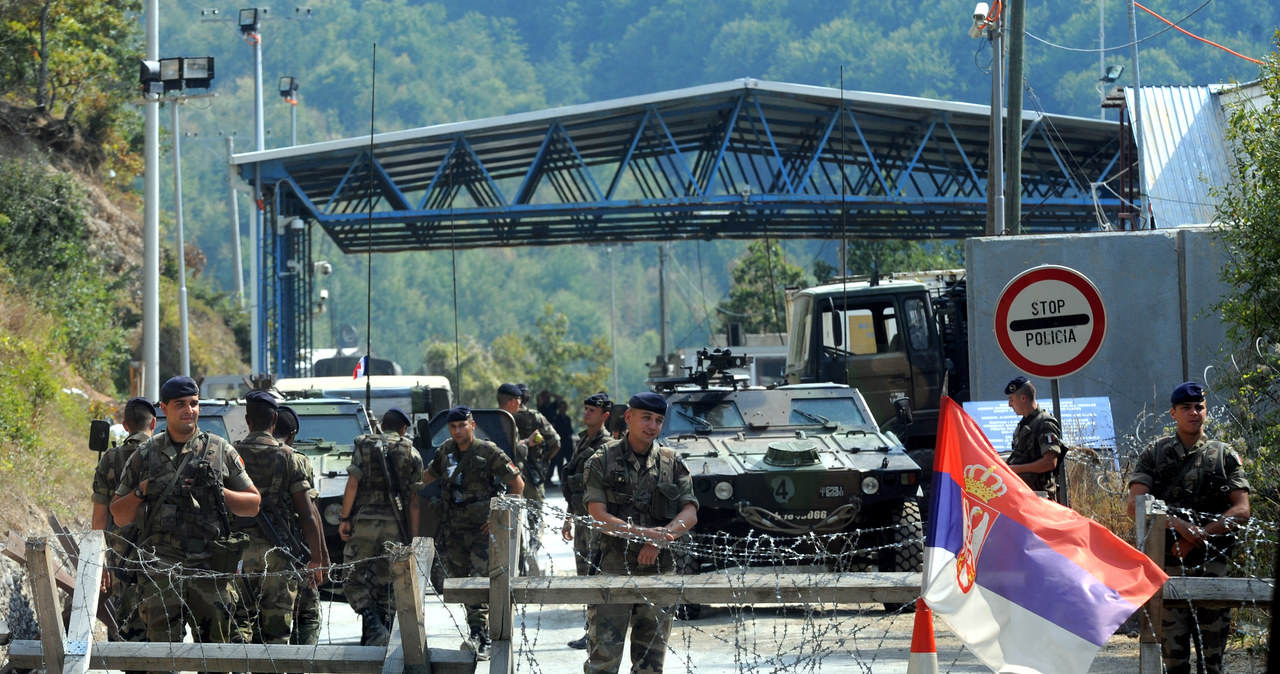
[245,390,279,410]
[1170,381,1206,405]
[125,396,157,417]
[497,382,522,398]
[445,405,472,423]
[160,375,200,402]
[383,407,412,428]
[1004,376,1030,396]
[628,392,667,415]
[584,392,611,409]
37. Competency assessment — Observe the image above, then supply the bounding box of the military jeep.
[654,349,925,581]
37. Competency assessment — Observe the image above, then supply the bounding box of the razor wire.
[3,494,1274,673]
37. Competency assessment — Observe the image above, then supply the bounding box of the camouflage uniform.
[1008,407,1062,498]
[114,428,253,646]
[514,405,560,572]
[426,437,521,633]
[343,433,424,624]
[1130,435,1251,674]
[563,427,612,576]
[231,431,311,644]
[290,453,322,647]
[91,431,149,647]
[582,436,698,674]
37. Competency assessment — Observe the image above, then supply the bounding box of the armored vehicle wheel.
[878,497,924,612]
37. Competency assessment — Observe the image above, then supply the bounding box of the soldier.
[90,397,155,663]
[422,406,524,661]
[1003,376,1065,501]
[561,392,612,650]
[497,382,559,574]
[338,407,423,646]
[1127,381,1251,674]
[110,375,261,648]
[583,392,698,674]
[274,405,329,648]
[231,391,325,644]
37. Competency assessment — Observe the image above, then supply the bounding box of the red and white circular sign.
[994,265,1107,379]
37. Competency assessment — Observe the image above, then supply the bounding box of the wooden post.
[1137,495,1166,673]
[63,531,105,674]
[27,536,66,672]
[385,537,434,673]
[488,495,519,674]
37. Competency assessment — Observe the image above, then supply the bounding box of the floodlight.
[183,57,215,89]
[139,60,163,94]
[1101,64,1125,84]
[279,76,299,99]
[239,7,260,34]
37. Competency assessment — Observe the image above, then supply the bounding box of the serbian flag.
[923,397,1167,673]
[351,355,368,380]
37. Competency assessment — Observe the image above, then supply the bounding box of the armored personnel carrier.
[654,349,924,579]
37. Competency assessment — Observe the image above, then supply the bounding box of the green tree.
[843,240,963,278]
[526,303,610,404]
[717,239,808,334]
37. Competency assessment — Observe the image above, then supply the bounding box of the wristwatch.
[134,486,146,499]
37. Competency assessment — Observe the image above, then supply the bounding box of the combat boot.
[465,625,491,661]
[360,609,390,647]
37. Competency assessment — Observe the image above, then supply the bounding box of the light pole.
[240,7,265,376]
[279,76,299,146]
[141,56,215,379]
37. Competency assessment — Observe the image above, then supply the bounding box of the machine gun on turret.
[648,348,755,393]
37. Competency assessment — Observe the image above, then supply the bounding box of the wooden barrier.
[6,532,476,674]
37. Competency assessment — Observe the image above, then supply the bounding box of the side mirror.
[893,398,914,428]
[89,419,111,453]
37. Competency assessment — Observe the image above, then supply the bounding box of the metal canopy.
[234,79,1128,253]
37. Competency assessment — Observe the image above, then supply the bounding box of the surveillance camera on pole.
[968,2,990,39]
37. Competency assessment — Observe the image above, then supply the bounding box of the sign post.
[994,265,1107,507]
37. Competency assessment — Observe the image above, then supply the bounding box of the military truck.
[154,399,248,443]
[784,270,968,462]
[654,349,924,589]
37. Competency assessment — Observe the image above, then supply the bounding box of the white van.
[273,374,453,425]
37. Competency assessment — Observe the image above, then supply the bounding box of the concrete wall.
[966,227,1232,453]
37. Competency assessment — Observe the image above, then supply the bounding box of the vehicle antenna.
[363,43,376,421]
[840,65,851,379]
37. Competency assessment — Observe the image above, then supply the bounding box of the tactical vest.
[1009,408,1060,494]
[563,429,610,514]
[231,433,291,535]
[137,432,230,557]
[438,439,507,507]
[601,441,681,527]
[103,434,148,561]
[1149,437,1237,519]
[352,433,394,508]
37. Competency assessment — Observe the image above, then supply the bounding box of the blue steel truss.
[232,79,1132,374]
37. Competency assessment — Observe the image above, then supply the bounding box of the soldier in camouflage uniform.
[561,392,612,650]
[1128,381,1251,674]
[111,376,261,649]
[338,407,423,647]
[91,397,155,663]
[1003,376,1064,501]
[583,392,698,674]
[497,382,559,574]
[274,405,329,648]
[231,392,325,644]
[422,405,524,661]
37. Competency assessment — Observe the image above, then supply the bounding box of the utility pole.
[227,137,245,307]
[1004,0,1026,235]
[171,99,191,376]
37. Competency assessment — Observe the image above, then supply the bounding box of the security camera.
[314,260,333,276]
[973,2,989,21]
[319,288,329,300]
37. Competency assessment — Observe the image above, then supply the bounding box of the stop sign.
[994,265,1107,379]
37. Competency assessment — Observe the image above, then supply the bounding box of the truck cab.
[785,272,968,449]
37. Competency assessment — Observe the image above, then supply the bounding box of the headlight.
[323,502,343,526]
[713,481,734,500]
[861,476,880,495]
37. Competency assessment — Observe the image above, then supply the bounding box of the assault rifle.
[255,499,311,565]
[194,458,233,538]
[373,436,411,544]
